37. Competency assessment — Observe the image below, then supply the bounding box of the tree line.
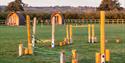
[0,0,125,20]
[0,11,125,20]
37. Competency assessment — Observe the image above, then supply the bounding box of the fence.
[64,19,125,24]
[0,20,5,25]
[0,19,125,25]
[39,19,125,24]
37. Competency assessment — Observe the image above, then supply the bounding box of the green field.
[0,24,125,63]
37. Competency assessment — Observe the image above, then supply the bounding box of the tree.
[97,0,123,11]
[5,0,25,12]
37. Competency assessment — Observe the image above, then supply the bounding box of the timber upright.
[100,11,105,63]
[32,17,37,47]
[26,15,33,55]
[88,24,96,43]
[66,24,72,44]
[59,24,72,46]
[88,24,91,43]
[69,25,72,44]
[51,16,55,48]
[95,11,110,63]
[18,15,33,56]
[66,25,69,44]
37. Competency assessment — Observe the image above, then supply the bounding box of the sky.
[0,0,125,7]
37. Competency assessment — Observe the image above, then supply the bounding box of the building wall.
[54,14,62,24]
[7,12,19,26]
[51,13,63,25]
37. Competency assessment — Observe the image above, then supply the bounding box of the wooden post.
[88,24,91,43]
[19,42,23,56]
[66,25,69,44]
[60,51,66,63]
[100,11,105,63]
[24,48,28,55]
[26,15,33,54]
[117,19,119,24]
[96,52,101,63]
[70,25,72,44]
[105,49,110,62]
[32,17,37,47]
[72,50,77,63]
[52,17,55,48]
[60,42,63,46]
[33,17,37,36]
[122,20,124,24]
[92,24,95,43]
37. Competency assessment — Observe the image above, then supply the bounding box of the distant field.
[0,24,125,63]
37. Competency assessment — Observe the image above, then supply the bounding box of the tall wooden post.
[100,11,105,63]
[92,24,95,43]
[96,53,101,63]
[52,17,55,48]
[32,17,37,47]
[106,49,110,61]
[66,25,69,44]
[60,51,66,63]
[70,25,72,44]
[33,17,36,35]
[72,50,77,63]
[88,24,91,43]
[26,15,33,54]
[19,42,23,56]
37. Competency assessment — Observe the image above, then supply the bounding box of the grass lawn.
[0,24,125,63]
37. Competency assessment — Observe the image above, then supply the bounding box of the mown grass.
[0,24,125,63]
